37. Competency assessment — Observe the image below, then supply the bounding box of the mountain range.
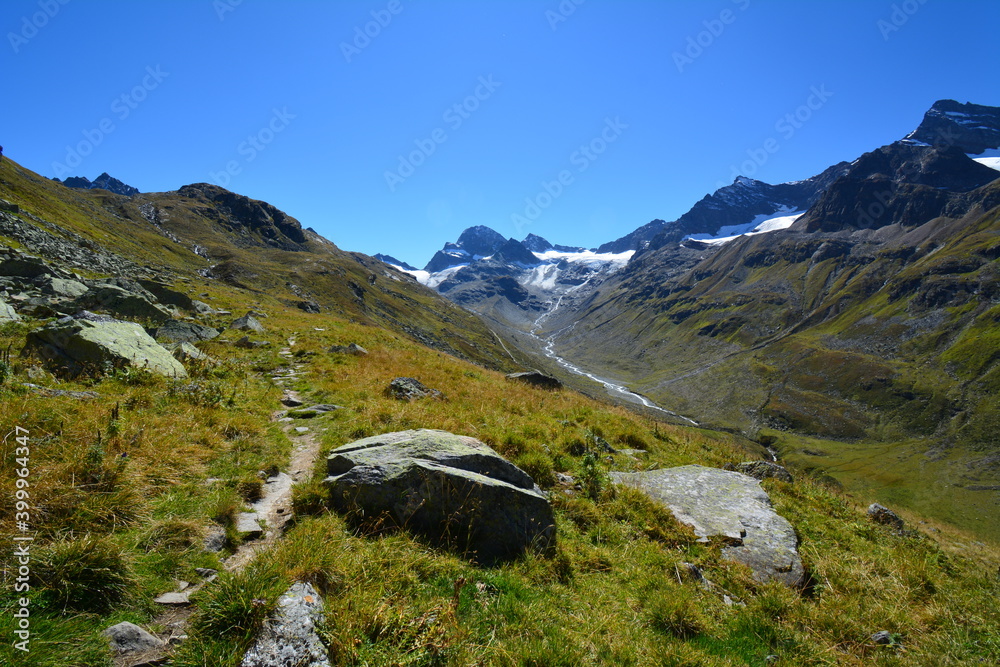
[380,99,1000,538]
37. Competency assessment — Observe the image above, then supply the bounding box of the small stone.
[295,427,310,434]
[203,526,227,552]
[103,621,165,653]
[195,568,218,579]
[237,512,264,538]
[154,591,191,605]
[868,503,904,530]
[871,630,894,645]
[168,635,188,646]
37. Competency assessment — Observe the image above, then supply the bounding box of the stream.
[529,286,698,426]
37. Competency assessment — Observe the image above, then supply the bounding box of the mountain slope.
[0,159,516,370]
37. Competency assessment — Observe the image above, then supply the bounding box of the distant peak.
[733,175,760,187]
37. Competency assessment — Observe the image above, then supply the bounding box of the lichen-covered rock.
[24,314,187,377]
[325,429,554,562]
[329,343,368,356]
[610,465,804,588]
[240,582,331,667]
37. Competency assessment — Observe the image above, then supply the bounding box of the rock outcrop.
[325,429,555,562]
[506,371,562,390]
[240,582,331,667]
[387,377,443,401]
[231,312,266,332]
[610,465,804,588]
[24,312,188,377]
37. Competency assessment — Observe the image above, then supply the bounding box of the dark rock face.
[795,143,999,234]
[506,371,563,390]
[178,183,308,251]
[59,172,140,197]
[493,238,541,266]
[598,219,669,254]
[374,253,417,271]
[642,162,850,252]
[610,465,805,588]
[905,99,1000,154]
[324,429,555,562]
[424,225,508,273]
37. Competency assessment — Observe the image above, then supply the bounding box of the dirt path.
[138,335,327,660]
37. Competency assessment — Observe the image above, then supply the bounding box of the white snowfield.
[970,148,1000,172]
[682,207,805,246]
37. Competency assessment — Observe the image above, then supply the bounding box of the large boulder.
[102,621,165,654]
[325,429,555,562]
[610,465,804,588]
[240,582,331,667]
[24,313,187,377]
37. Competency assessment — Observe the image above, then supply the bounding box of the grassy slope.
[0,159,997,665]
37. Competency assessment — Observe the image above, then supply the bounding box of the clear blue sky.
[4,0,998,266]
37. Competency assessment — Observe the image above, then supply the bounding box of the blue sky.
[4,0,998,266]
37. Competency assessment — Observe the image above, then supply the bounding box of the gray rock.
[166,341,212,363]
[329,343,368,356]
[153,320,220,344]
[387,377,443,401]
[153,591,191,605]
[195,567,218,579]
[728,461,794,483]
[240,582,331,667]
[296,300,321,314]
[0,297,20,322]
[190,299,217,315]
[35,276,89,299]
[506,371,562,390]
[237,512,264,538]
[138,280,195,311]
[871,630,895,645]
[24,315,188,378]
[236,336,270,349]
[281,395,304,407]
[325,429,555,562]
[287,404,343,419]
[203,526,227,552]
[610,465,805,588]
[102,621,165,653]
[868,503,904,530]
[231,312,266,332]
[0,254,51,279]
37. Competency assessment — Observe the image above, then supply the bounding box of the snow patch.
[969,148,1000,172]
[682,207,804,246]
